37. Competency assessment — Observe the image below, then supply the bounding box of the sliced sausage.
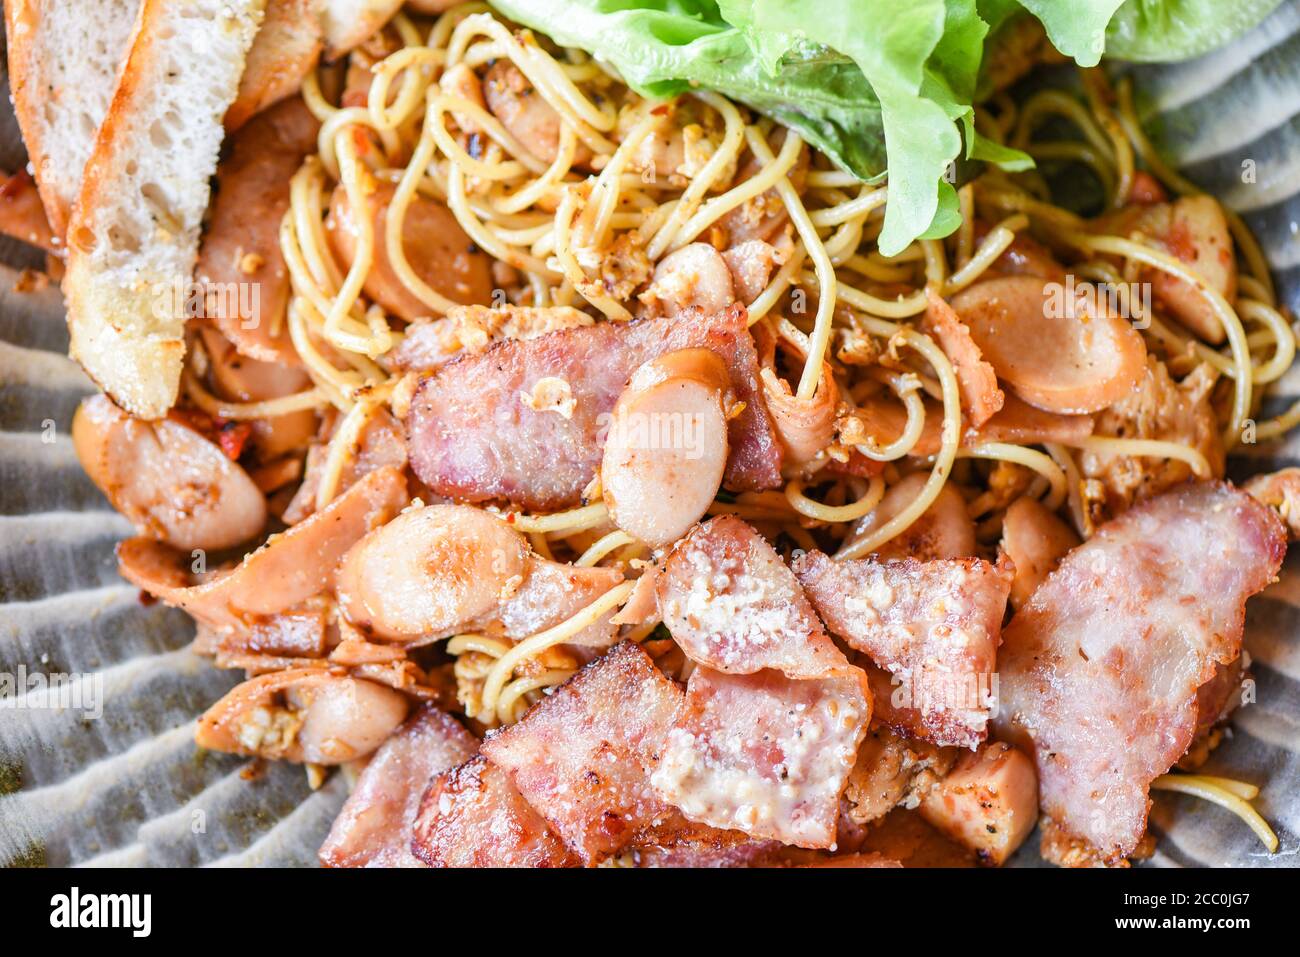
[602,349,732,547]
[74,394,267,551]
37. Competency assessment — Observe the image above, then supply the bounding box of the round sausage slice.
[195,670,408,764]
[602,348,732,548]
[73,394,267,551]
[336,504,530,639]
[1000,497,1080,609]
[951,275,1147,415]
[327,182,493,321]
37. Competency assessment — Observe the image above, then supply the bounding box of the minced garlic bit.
[454,651,494,722]
[305,762,328,791]
[520,376,577,419]
[837,326,880,366]
[239,251,265,275]
[389,371,420,420]
[835,410,871,449]
[237,704,302,756]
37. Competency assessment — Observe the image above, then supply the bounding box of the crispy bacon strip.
[653,668,869,848]
[319,707,478,868]
[625,819,785,868]
[995,481,1285,861]
[457,640,774,866]
[410,755,576,867]
[794,551,1012,748]
[405,304,782,511]
[850,643,1014,754]
[657,515,849,678]
[479,642,685,864]
[651,517,871,847]
[802,853,903,868]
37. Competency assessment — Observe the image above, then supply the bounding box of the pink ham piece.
[283,407,408,524]
[652,516,871,848]
[920,288,1003,428]
[794,552,1013,749]
[410,755,576,868]
[995,481,1285,862]
[479,642,687,864]
[404,303,782,512]
[319,707,478,868]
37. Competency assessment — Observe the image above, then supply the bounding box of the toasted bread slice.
[4,0,140,240]
[227,0,324,130]
[64,0,266,419]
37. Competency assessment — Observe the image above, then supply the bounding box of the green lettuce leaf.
[487,0,1270,255]
[1010,0,1280,66]
[489,3,884,176]
[1013,0,1125,66]
[975,0,1027,35]
[1104,0,1282,61]
[490,0,1028,254]
[720,0,980,251]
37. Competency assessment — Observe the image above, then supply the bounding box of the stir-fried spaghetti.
[235,3,1292,736]
[51,0,1284,866]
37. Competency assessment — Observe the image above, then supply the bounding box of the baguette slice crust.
[64,0,266,419]
[4,0,140,239]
